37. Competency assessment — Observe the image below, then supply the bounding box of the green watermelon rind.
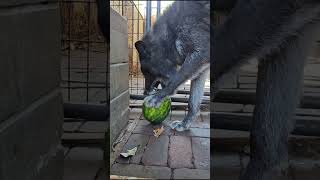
[143,97,171,125]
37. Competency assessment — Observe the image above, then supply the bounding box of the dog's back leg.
[171,69,209,131]
[240,24,318,180]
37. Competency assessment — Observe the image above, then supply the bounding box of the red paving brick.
[63,122,82,132]
[110,111,213,179]
[65,147,103,161]
[169,136,193,168]
[173,168,210,179]
[116,134,149,164]
[79,121,106,133]
[192,137,210,169]
[133,124,174,136]
[111,163,172,179]
[141,135,169,166]
[63,160,102,180]
[63,147,103,180]
[137,119,150,126]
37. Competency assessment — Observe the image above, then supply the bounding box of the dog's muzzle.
[144,80,167,95]
[144,88,157,95]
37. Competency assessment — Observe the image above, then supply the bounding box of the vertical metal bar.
[146,0,151,32]
[68,2,71,101]
[127,3,132,95]
[144,0,152,95]
[121,0,124,16]
[140,5,145,91]
[106,0,110,105]
[86,1,91,102]
[157,0,161,19]
[133,3,137,94]
[137,1,140,94]
[131,2,136,94]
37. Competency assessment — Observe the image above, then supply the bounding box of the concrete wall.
[110,8,130,144]
[0,1,63,180]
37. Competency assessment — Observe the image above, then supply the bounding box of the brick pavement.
[111,107,320,180]
[111,109,211,179]
[62,119,106,180]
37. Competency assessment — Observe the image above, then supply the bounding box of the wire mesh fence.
[59,0,108,104]
[111,0,146,96]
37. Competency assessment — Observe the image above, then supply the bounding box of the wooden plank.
[214,89,320,109]
[303,87,320,93]
[213,89,256,104]
[62,132,105,147]
[130,94,210,104]
[239,72,320,81]
[212,112,320,136]
[239,104,320,117]
[129,103,209,111]
[213,129,320,151]
[177,90,210,96]
[296,108,320,117]
[110,175,150,179]
[64,103,108,121]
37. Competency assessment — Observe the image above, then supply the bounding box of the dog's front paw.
[170,120,190,131]
[144,95,164,108]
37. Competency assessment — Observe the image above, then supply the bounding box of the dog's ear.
[135,41,148,58]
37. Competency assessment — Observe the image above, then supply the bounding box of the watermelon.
[142,96,171,124]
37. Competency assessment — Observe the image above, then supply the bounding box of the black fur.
[214,0,320,179]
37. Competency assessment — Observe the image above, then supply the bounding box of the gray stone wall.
[0,1,63,180]
[110,8,130,144]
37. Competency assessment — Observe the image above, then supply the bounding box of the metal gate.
[60,0,108,104]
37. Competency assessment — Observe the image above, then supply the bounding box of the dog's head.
[135,39,177,95]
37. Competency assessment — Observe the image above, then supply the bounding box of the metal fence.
[59,0,209,112]
[59,0,108,104]
[111,0,146,95]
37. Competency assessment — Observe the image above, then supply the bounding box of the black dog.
[135,1,210,131]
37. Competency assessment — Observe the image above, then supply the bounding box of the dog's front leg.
[171,69,209,131]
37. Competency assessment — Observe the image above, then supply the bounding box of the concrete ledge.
[37,146,64,180]
[110,90,130,143]
[0,89,63,180]
[0,0,56,7]
[110,8,127,34]
[110,63,129,100]
[0,53,21,122]
[0,4,60,122]
[110,6,129,144]
[110,29,129,64]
